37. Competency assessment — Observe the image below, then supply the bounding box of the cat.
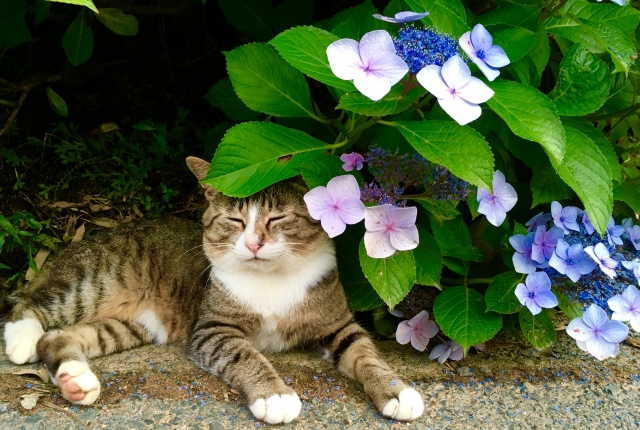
[3,156,424,424]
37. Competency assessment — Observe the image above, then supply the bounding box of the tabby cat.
[3,156,423,424]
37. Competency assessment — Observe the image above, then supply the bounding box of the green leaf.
[529,28,550,79]
[530,162,573,208]
[486,80,565,168]
[94,8,138,36]
[46,87,69,117]
[413,226,442,289]
[428,214,472,256]
[62,11,94,66]
[614,179,640,214]
[446,245,485,262]
[359,240,416,309]
[518,308,556,351]
[493,27,537,64]
[34,0,51,25]
[0,262,10,270]
[296,154,346,189]
[556,127,613,236]
[561,117,621,184]
[331,0,385,40]
[372,307,399,338]
[204,78,260,121]
[558,0,640,35]
[485,272,525,314]
[217,0,273,40]
[225,43,314,118]
[270,26,355,92]
[415,198,460,220]
[48,0,98,13]
[475,3,541,32]
[553,290,583,320]
[442,257,469,276]
[0,0,32,49]
[393,120,494,190]
[337,85,403,116]
[509,55,541,88]
[434,286,502,353]
[405,0,469,37]
[203,122,329,197]
[548,45,608,116]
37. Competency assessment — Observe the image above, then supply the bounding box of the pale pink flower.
[477,170,518,227]
[428,340,464,363]
[396,310,439,352]
[340,152,365,171]
[364,204,419,258]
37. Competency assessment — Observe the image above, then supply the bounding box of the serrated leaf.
[331,0,385,40]
[46,87,68,117]
[413,226,442,289]
[203,122,328,197]
[556,127,612,236]
[0,0,32,50]
[337,85,403,116]
[493,27,537,64]
[485,272,525,314]
[557,0,640,35]
[530,162,573,208]
[486,80,565,168]
[442,257,469,276]
[519,308,556,350]
[225,43,314,118]
[296,154,346,189]
[48,0,98,13]
[270,26,355,91]
[475,3,541,32]
[359,240,416,309]
[62,11,94,66]
[393,121,494,190]
[405,0,469,37]
[553,290,583,319]
[204,78,260,121]
[217,0,273,40]
[415,198,460,220]
[94,8,138,36]
[549,45,609,116]
[434,286,502,353]
[429,214,472,255]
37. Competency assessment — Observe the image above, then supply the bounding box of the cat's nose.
[245,239,263,255]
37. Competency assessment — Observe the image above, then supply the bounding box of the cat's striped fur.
[3,156,423,423]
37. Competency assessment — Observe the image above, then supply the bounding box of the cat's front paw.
[381,388,424,421]
[4,318,44,364]
[54,361,101,405]
[249,393,301,424]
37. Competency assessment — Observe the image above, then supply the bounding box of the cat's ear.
[186,156,218,199]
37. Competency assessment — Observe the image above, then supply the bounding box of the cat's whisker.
[176,244,205,261]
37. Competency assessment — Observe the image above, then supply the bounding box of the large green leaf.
[225,43,314,118]
[434,286,502,353]
[557,127,613,236]
[530,162,573,208]
[475,3,541,32]
[614,179,640,214]
[203,122,328,196]
[217,0,273,40]
[393,121,494,190]
[48,0,98,13]
[415,198,460,221]
[0,0,32,49]
[62,11,94,66]
[556,0,640,34]
[270,26,355,91]
[413,226,442,289]
[519,308,556,351]
[486,80,565,168]
[549,45,609,116]
[359,240,416,309]
[405,0,469,37]
[485,272,525,314]
[337,85,404,116]
[331,0,385,40]
[493,27,537,64]
[204,78,260,121]
[94,8,139,36]
[46,87,69,117]
[296,154,346,189]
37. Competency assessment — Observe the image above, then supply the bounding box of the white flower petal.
[353,73,393,101]
[359,30,397,64]
[484,45,510,68]
[326,38,363,81]
[438,96,482,126]
[457,77,494,104]
[326,174,361,200]
[364,205,392,232]
[416,65,451,99]
[389,226,419,251]
[585,337,617,361]
[470,24,493,53]
[441,55,471,90]
[364,230,395,258]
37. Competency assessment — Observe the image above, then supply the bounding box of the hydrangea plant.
[202,0,640,362]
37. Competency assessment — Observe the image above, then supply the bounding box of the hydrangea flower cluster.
[508,201,640,360]
[394,310,465,363]
[429,165,470,201]
[393,24,459,74]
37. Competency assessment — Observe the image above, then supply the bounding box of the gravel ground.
[2,321,640,429]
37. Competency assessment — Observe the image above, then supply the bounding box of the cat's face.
[186,156,327,273]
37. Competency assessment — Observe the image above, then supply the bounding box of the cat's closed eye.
[228,217,245,228]
[266,215,286,229]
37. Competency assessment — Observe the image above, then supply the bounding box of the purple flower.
[396,310,439,351]
[531,225,564,264]
[476,170,518,227]
[509,233,537,274]
[364,204,419,258]
[458,24,510,82]
[584,243,618,279]
[303,175,365,238]
[428,340,463,363]
[525,212,552,233]
[340,152,364,172]
[609,285,640,332]
[372,11,429,24]
[548,239,596,283]
[582,211,595,235]
[606,217,624,247]
[627,225,640,251]
[566,304,628,361]
[621,218,634,235]
[514,272,558,315]
[326,30,409,101]
[550,201,580,234]
[622,259,640,284]
[416,55,494,125]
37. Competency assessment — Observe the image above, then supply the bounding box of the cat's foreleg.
[188,320,301,424]
[322,320,424,421]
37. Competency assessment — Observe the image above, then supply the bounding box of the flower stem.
[376,119,395,127]
[348,118,376,137]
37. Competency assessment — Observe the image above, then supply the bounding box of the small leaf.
[553,290,583,320]
[46,87,68,117]
[62,10,94,66]
[428,214,472,256]
[519,308,556,351]
[48,0,98,13]
[434,286,502,353]
[0,0,33,49]
[415,198,460,220]
[413,226,442,289]
[359,239,416,309]
[13,367,49,383]
[446,245,485,262]
[20,393,45,410]
[94,8,139,36]
[485,272,525,314]
[204,78,260,121]
[530,162,573,208]
[337,85,403,116]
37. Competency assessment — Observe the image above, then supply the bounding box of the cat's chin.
[214,256,284,273]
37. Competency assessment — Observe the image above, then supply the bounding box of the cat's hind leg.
[37,319,154,405]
